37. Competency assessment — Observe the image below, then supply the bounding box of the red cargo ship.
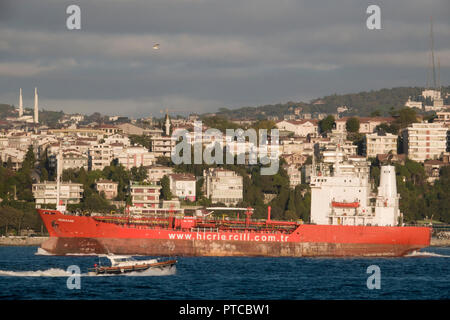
[38,206,431,257]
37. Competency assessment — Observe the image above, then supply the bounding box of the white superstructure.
[310,160,401,226]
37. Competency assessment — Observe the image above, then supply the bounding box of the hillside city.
[0,86,450,236]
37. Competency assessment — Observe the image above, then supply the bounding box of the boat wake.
[35,248,102,256]
[34,248,55,256]
[406,250,450,258]
[0,268,71,277]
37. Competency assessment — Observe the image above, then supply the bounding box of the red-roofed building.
[276,120,319,137]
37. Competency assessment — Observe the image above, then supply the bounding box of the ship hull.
[38,209,431,257]
[40,236,425,257]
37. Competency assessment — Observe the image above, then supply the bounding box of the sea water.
[0,246,448,300]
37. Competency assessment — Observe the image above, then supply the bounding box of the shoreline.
[0,236,449,247]
[0,236,49,246]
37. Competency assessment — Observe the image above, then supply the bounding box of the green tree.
[346,117,360,133]
[160,175,173,200]
[395,108,418,129]
[318,115,335,133]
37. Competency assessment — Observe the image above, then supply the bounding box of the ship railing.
[191,227,219,233]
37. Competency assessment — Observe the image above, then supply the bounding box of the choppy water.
[0,246,449,299]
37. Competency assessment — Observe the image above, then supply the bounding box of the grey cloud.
[0,0,449,117]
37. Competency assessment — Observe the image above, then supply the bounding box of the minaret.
[34,87,39,124]
[19,88,23,117]
[164,111,171,136]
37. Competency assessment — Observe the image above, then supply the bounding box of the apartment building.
[129,182,161,209]
[0,148,26,171]
[435,112,450,125]
[95,179,119,200]
[145,165,174,183]
[203,168,243,205]
[115,146,156,169]
[285,165,302,189]
[334,117,395,134]
[151,136,176,158]
[88,144,113,170]
[402,123,447,162]
[32,181,83,207]
[168,173,196,201]
[365,132,398,158]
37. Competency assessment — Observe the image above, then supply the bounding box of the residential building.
[168,173,196,201]
[404,97,423,109]
[0,148,26,171]
[203,168,243,205]
[402,123,447,162]
[334,117,395,134]
[115,146,156,169]
[365,132,398,158]
[281,153,308,167]
[285,165,302,189]
[88,144,113,170]
[116,123,145,135]
[424,160,450,184]
[129,182,161,209]
[32,181,83,207]
[145,165,174,183]
[276,120,318,137]
[95,179,119,200]
[151,136,176,158]
[435,112,450,125]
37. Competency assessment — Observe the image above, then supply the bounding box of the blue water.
[0,246,449,300]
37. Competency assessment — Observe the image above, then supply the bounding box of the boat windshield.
[115,257,135,262]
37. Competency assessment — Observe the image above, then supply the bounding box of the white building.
[276,120,319,137]
[365,132,398,158]
[151,136,176,158]
[404,97,423,109]
[57,150,88,170]
[402,123,447,162]
[88,144,113,170]
[422,89,441,100]
[203,168,243,205]
[0,148,26,171]
[435,112,450,124]
[168,173,196,201]
[104,134,131,146]
[115,146,156,169]
[145,165,174,183]
[285,165,302,189]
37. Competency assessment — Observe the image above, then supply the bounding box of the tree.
[160,175,173,200]
[370,110,381,117]
[319,115,335,133]
[346,117,360,133]
[40,167,49,181]
[395,108,418,129]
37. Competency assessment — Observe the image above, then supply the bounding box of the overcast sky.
[0,0,449,118]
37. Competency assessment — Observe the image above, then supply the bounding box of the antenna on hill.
[430,16,437,89]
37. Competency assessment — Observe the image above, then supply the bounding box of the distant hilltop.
[1,86,449,123]
[212,86,450,120]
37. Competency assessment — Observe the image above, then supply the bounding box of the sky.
[0,0,449,118]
